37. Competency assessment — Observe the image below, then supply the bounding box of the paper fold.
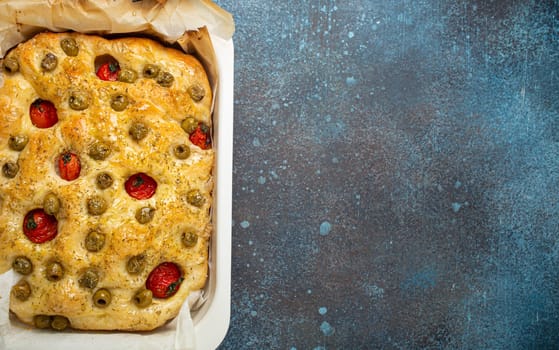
[0,0,234,56]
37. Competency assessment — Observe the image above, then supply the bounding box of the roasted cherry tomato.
[23,209,58,243]
[189,123,211,150]
[146,262,183,299]
[124,172,157,200]
[96,62,120,81]
[58,152,81,181]
[30,99,58,128]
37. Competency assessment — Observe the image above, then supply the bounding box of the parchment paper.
[0,1,233,349]
[0,0,234,56]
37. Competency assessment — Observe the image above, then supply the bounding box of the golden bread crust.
[0,32,213,331]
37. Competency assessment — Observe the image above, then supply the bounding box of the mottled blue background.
[213,0,559,349]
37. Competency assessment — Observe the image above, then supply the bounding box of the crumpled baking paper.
[0,0,234,56]
[0,0,232,349]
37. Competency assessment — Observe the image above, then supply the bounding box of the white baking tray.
[191,34,234,350]
[0,34,233,350]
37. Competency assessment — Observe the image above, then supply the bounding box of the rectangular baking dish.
[1,33,233,350]
[191,33,234,350]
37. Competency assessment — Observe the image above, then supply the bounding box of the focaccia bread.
[0,32,213,331]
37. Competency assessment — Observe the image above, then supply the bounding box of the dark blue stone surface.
[213,1,559,348]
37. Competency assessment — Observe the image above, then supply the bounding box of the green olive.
[8,135,29,151]
[34,315,52,329]
[173,144,190,160]
[60,38,79,56]
[11,279,31,301]
[110,94,129,111]
[143,64,160,78]
[69,90,90,110]
[93,288,112,308]
[135,207,155,224]
[3,56,19,73]
[156,71,174,87]
[96,172,113,189]
[87,196,108,216]
[12,256,33,275]
[45,261,64,281]
[126,254,146,274]
[85,230,105,252]
[133,289,153,308]
[186,189,205,207]
[2,162,19,178]
[78,269,99,289]
[88,142,111,160]
[41,53,58,72]
[181,117,198,134]
[43,192,60,216]
[182,232,198,248]
[129,122,148,141]
[51,315,69,331]
[188,84,205,102]
[117,68,138,83]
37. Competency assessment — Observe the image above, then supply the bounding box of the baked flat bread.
[0,31,213,331]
